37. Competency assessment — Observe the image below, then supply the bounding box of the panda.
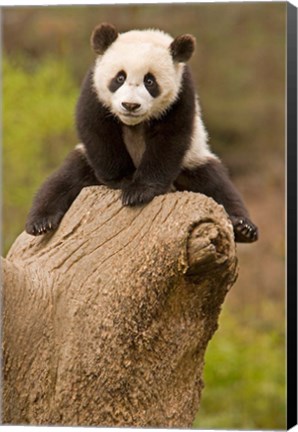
[25,23,258,243]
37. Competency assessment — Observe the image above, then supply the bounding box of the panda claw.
[25,211,65,236]
[121,182,161,207]
[230,216,258,243]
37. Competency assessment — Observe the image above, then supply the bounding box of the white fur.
[92,28,184,126]
[122,124,146,167]
[182,99,218,169]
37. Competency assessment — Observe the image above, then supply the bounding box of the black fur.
[170,34,196,63]
[26,148,99,236]
[76,68,136,186]
[25,27,258,243]
[91,23,118,55]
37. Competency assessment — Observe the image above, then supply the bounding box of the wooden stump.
[2,186,238,427]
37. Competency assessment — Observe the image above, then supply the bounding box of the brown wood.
[2,186,238,427]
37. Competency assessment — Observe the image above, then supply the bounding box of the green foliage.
[193,306,286,429]
[3,56,78,253]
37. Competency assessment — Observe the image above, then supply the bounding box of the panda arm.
[76,69,135,187]
[25,146,100,235]
[122,67,195,206]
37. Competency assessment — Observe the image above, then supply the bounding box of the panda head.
[91,23,196,126]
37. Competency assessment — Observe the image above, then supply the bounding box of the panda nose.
[122,102,141,112]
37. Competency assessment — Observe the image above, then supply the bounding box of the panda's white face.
[92,30,185,126]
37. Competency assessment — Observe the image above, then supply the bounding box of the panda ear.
[91,23,118,55]
[170,34,196,63]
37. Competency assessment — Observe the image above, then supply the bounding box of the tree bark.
[2,186,238,427]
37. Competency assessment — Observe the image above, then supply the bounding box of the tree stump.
[2,186,238,427]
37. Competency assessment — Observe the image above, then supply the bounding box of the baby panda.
[26,23,258,243]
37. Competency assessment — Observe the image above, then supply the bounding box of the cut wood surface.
[2,186,238,427]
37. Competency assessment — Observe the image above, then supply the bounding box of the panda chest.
[122,124,146,168]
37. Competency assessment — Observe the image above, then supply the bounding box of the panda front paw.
[230,216,258,243]
[121,182,162,206]
[25,211,64,236]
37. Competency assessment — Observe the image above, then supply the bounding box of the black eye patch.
[108,70,126,92]
[144,73,160,98]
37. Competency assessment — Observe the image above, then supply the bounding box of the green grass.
[193,306,286,429]
[3,56,78,253]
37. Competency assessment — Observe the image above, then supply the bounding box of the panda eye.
[116,72,126,84]
[108,71,127,93]
[144,73,160,98]
[144,74,155,86]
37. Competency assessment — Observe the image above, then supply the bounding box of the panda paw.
[230,216,258,243]
[25,211,64,236]
[121,182,161,206]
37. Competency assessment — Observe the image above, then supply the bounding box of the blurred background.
[2,2,286,429]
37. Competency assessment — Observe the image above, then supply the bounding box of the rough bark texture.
[2,186,238,427]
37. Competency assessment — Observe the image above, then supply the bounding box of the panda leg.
[25,145,100,236]
[174,158,258,243]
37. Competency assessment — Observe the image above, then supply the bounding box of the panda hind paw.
[25,212,64,236]
[231,216,258,243]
